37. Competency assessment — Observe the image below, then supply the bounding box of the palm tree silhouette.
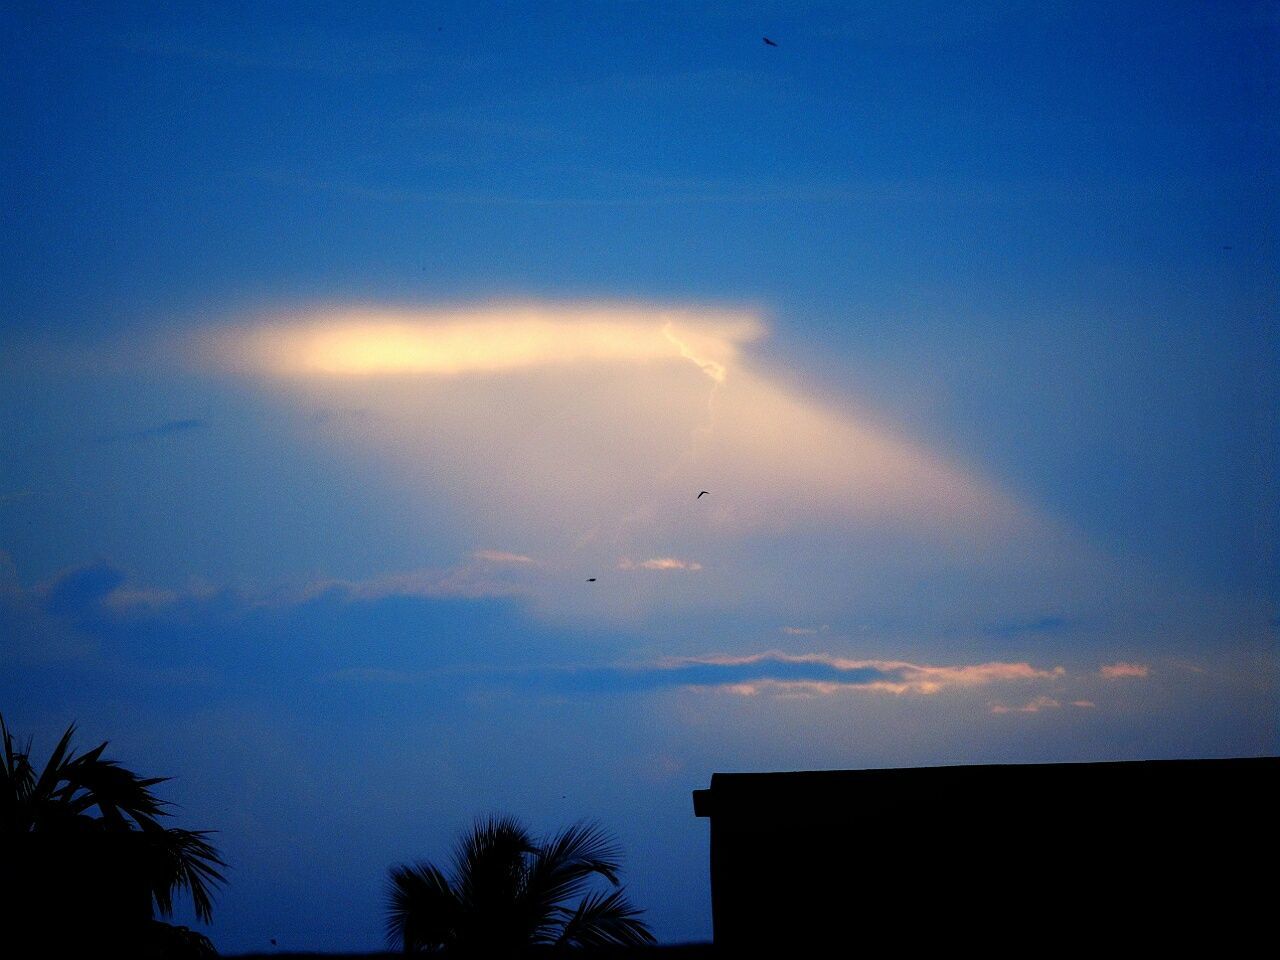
[386,815,655,955]
[0,714,226,925]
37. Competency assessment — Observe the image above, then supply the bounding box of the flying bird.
[763,36,779,47]
[270,940,277,947]
[586,577,597,582]
[697,490,710,499]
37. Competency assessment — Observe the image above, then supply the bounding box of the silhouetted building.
[694,758,1277,955]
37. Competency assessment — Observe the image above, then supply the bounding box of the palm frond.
[386,861,458,953]
[147,827,228,924]
[452,815,533,908]
[553,887,656,949]
[526,819,624,942]
[0,715,36,826]
[388,816,650,956]
[1,717,226,925]
[57,755,169,827]
[30,721,79,803]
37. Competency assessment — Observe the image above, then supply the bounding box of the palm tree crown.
[0,714,226,923]
[387,815,655,955]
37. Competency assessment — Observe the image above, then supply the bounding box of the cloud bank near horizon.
[2,552,1169,717]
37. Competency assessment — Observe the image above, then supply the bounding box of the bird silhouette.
[586,577,597,582]
[270,939,277,947]
[697,490,710,499]
[763,36,779,47]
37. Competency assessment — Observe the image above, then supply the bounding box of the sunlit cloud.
[209,303,763,380]
[1100,662,1151,679]
[649,651,1064,696]
[472,549,536,565]
[196,300,1085,621]
[618,557,703,571]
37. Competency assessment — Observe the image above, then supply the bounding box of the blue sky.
[2,1,1277,952]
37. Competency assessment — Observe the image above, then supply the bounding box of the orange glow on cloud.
[664,651,1064,696]
[204,300,1070,620]
[618,557,703,571]
[214,304,762,381]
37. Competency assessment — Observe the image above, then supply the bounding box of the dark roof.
[693,756,1277,817]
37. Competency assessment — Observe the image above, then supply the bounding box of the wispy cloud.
[0,554,98,665]
[990,696,1062,714]
[984,615,1071,638]
[651,651,1064,696]
[53,556,535,615]
[472,550,535,565]
[326,648,1079,706]
[293,565,533,604]
[1100,662,1151,679]
[99,418,208,442]
[617,557,703,572]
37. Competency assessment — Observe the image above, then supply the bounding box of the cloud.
[318,646,1087,711]
[101,585,219,611]
[41,562,126,614]
[472,550,535,565]
[289,564,535,604]
[210,304,762,381]
[19,555,536,622]
[984,615,1071,638]
[990,696,1062,714]
[528,650,1067,699]
[99,417,208,442]
[661,651,1064,695]
[618,557,703,571]
[199,301,1056,622]
[0,557,99,665]
[781,626,819,635]
[1100,662,1151,679]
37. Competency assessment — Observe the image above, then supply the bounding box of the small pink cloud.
[472,550,535,564]
[990,695,1061,714]
[618,557,702,571]
[1100,662,1150,679]
[1071,700,1097,709]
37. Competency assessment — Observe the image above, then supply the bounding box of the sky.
[1,0,1277,951]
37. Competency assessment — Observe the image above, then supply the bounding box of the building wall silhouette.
[694,758,1277,954]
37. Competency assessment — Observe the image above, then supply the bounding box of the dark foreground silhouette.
[695,758,1278,955]
[233,949,712,959]
[386,815,655,955]
[1,715,225,958]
